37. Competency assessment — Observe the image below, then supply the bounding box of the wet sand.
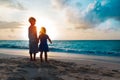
[0,49,120,80]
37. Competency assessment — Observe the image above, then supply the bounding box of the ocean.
[0,40,120,57]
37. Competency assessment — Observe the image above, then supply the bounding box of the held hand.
[37,38,39,43]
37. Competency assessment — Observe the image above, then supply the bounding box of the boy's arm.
[28,28,30,39]
[37,35,40,43]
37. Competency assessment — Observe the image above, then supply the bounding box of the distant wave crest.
[50,47,120,57]
[0,44,28,49]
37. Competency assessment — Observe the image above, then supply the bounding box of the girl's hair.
[29,17,36,22]
[40,27,46,34]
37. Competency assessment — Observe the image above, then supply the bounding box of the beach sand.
[0,49,120,80]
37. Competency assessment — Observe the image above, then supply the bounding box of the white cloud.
[0,21,23,29]
[52,0,120,30]
[0,0,26,10]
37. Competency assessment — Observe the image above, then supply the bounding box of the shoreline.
[0,48,120,63]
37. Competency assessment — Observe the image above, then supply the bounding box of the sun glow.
[36,18,57,40]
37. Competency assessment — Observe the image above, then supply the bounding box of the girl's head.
[29,17,36,25]
[40,27,46,34]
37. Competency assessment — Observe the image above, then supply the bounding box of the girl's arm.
[48,37,52,44]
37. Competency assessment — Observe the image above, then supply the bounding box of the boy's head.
[29,17,36,25]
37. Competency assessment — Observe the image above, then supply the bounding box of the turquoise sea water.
[0,40,120,57]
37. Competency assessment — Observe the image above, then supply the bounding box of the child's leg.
[40,51,43,62]
[45,52,48,62]
[33,53,36,61]
[30,53,33,61]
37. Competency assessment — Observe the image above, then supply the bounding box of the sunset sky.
[0,0,120,40]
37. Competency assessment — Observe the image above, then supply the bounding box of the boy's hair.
[40,27,46,34]
[29,17,36,22]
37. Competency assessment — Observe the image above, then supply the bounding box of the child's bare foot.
[45,60,49,63]
[34,59,37,61]
[30,59,33,61]
[40,59,43,63]
[40,57,43,62]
